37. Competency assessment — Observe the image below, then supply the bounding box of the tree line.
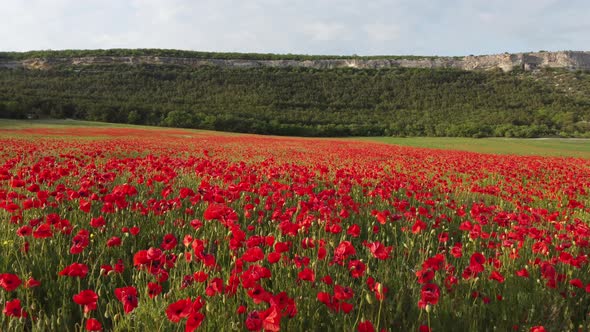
[0,49,436,61]
[1,64,589,137]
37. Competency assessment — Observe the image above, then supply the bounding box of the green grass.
[357,137,590,158]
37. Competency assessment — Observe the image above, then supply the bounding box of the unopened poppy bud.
[377,283,384,295]
[365,293,374,304]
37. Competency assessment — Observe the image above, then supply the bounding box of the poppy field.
[1,126,590,331]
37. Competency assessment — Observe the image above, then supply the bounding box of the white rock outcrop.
[1,51,589,72]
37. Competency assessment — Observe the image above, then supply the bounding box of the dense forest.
[1,56,590,137]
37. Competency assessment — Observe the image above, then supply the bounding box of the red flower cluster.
[1,126,590,331]
[166,297,205,332]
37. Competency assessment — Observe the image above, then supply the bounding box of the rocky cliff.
[1,51,589,72]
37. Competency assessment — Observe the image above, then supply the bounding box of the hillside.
[1,49,590,137]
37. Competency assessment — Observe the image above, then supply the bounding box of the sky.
[2,0,589,56]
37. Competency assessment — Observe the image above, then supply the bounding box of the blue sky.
[2,0,589,56]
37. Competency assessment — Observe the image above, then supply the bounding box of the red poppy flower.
[70,229,90,254]
[274,242,290,253]
[418,283,440,309]
[450,243,463,258]
[79,199,91,213]
[0,273,22,292]
[16,225,32,237]
[261,306,281,332]
[348,260,366,279]
[347,224,361,237]
[186,312,205,332]
[489,270,505,283]
[516,268,529,278]
[3,298,27,318]
[365,241,392,260]
[193,271,208,283]
[358,320,375,332]
[59,263,89,278]
[114,286,138,314]
[130,226,140,236]
[25,277,41,288]
[416,268,435,284]
[469,252,486,273]
[297,268,315,282]
[90,216,105,228]
[334,285,354,301]
[333,241,356,265]
[568,278,583,289]
[73,289,98,313]
[85,318,102,331]
[107,236,122,247]
[470,252,486,266]
[166,298,192,322]
[242,247,264,263]
[161,233,178,250]
[33,223,53,239]
[412,219,427,233]
[205,278,224,297]
[245,311,263,331]
[148,282,163,298]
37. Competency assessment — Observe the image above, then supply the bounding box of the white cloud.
[303,22,352,41]
[363,23,401,42]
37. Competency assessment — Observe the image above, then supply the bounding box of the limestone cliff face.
[1,51,589,72]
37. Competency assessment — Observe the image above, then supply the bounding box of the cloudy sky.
[2,0,589,56]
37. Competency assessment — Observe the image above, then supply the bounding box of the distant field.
[360,136,590,158]
[1,119,589,158]
[0,118,164,129]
